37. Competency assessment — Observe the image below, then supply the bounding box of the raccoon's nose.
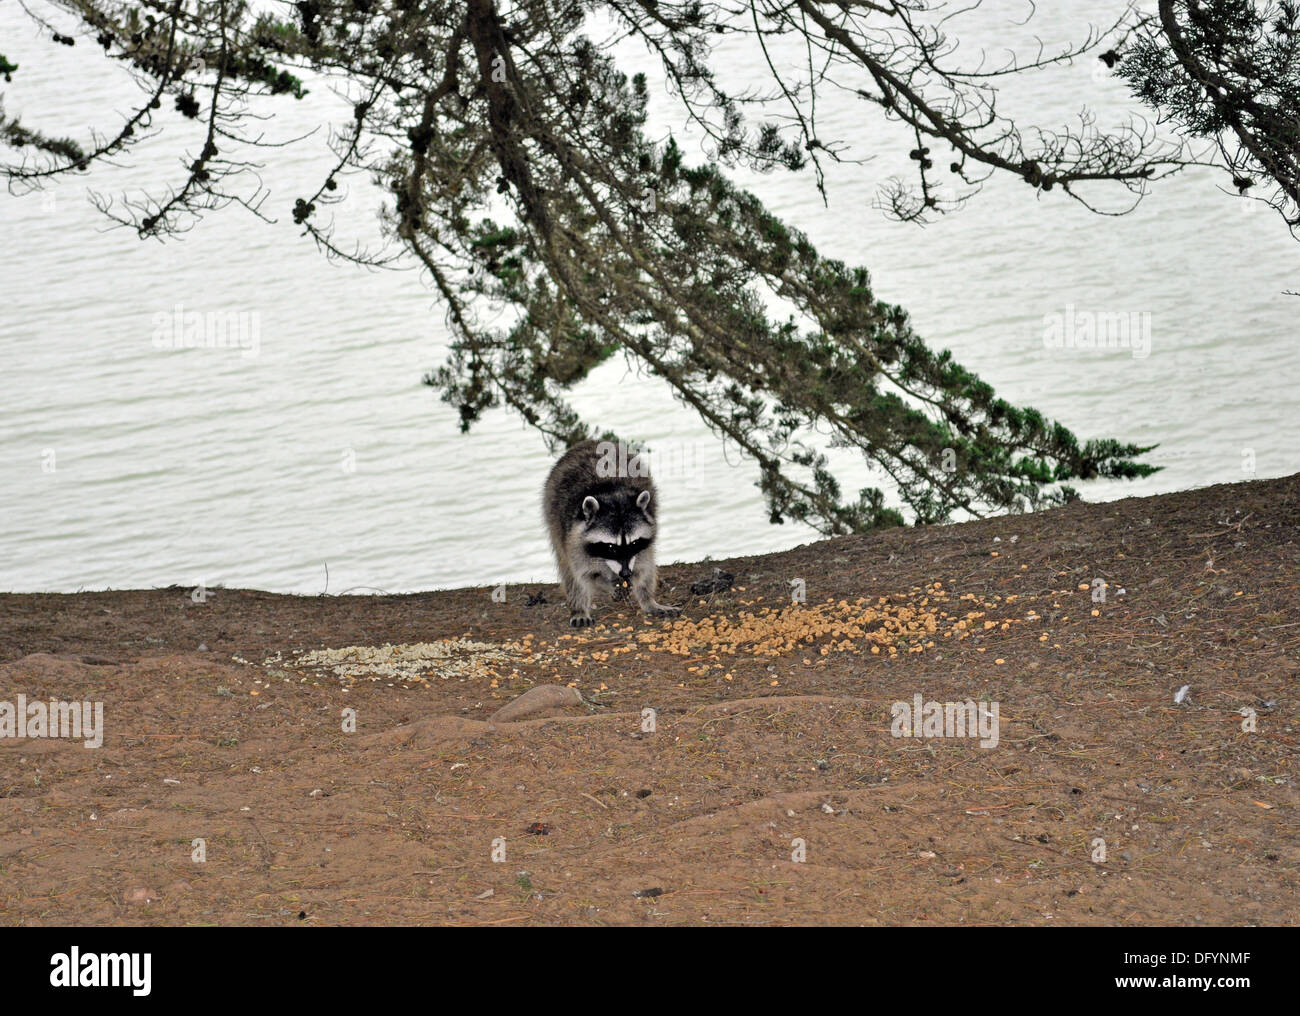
[618,563,632,581]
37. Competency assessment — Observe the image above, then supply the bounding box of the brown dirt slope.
[0,474,1296,925]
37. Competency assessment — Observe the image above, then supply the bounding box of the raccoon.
[543,439,680,627]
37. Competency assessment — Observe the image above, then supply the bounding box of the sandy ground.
[0,474,1296,925]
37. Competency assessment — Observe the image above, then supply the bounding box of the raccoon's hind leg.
[630,555,680,619]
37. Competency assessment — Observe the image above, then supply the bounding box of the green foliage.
[410,30,1158,531]
[2,0,1163,534]
[1119,0,1300,227]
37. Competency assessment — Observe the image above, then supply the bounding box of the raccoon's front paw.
[569,613,596,628]
[650,604,681,619]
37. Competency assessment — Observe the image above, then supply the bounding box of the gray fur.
[543,440,680,627]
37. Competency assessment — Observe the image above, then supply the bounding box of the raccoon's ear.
[581,496,600,520]
[636,489,653,518]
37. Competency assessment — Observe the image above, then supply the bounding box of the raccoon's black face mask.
[584,536,652,582]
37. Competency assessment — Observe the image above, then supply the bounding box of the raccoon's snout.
[603,558,634,583]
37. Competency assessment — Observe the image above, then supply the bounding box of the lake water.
[2,2,1297,595]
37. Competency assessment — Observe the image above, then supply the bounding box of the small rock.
[124,887,158,905]
[489,685,584,724]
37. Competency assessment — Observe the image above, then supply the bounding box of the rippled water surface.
[2,2,1297,594]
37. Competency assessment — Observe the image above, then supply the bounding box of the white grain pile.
[264,638,521,683]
